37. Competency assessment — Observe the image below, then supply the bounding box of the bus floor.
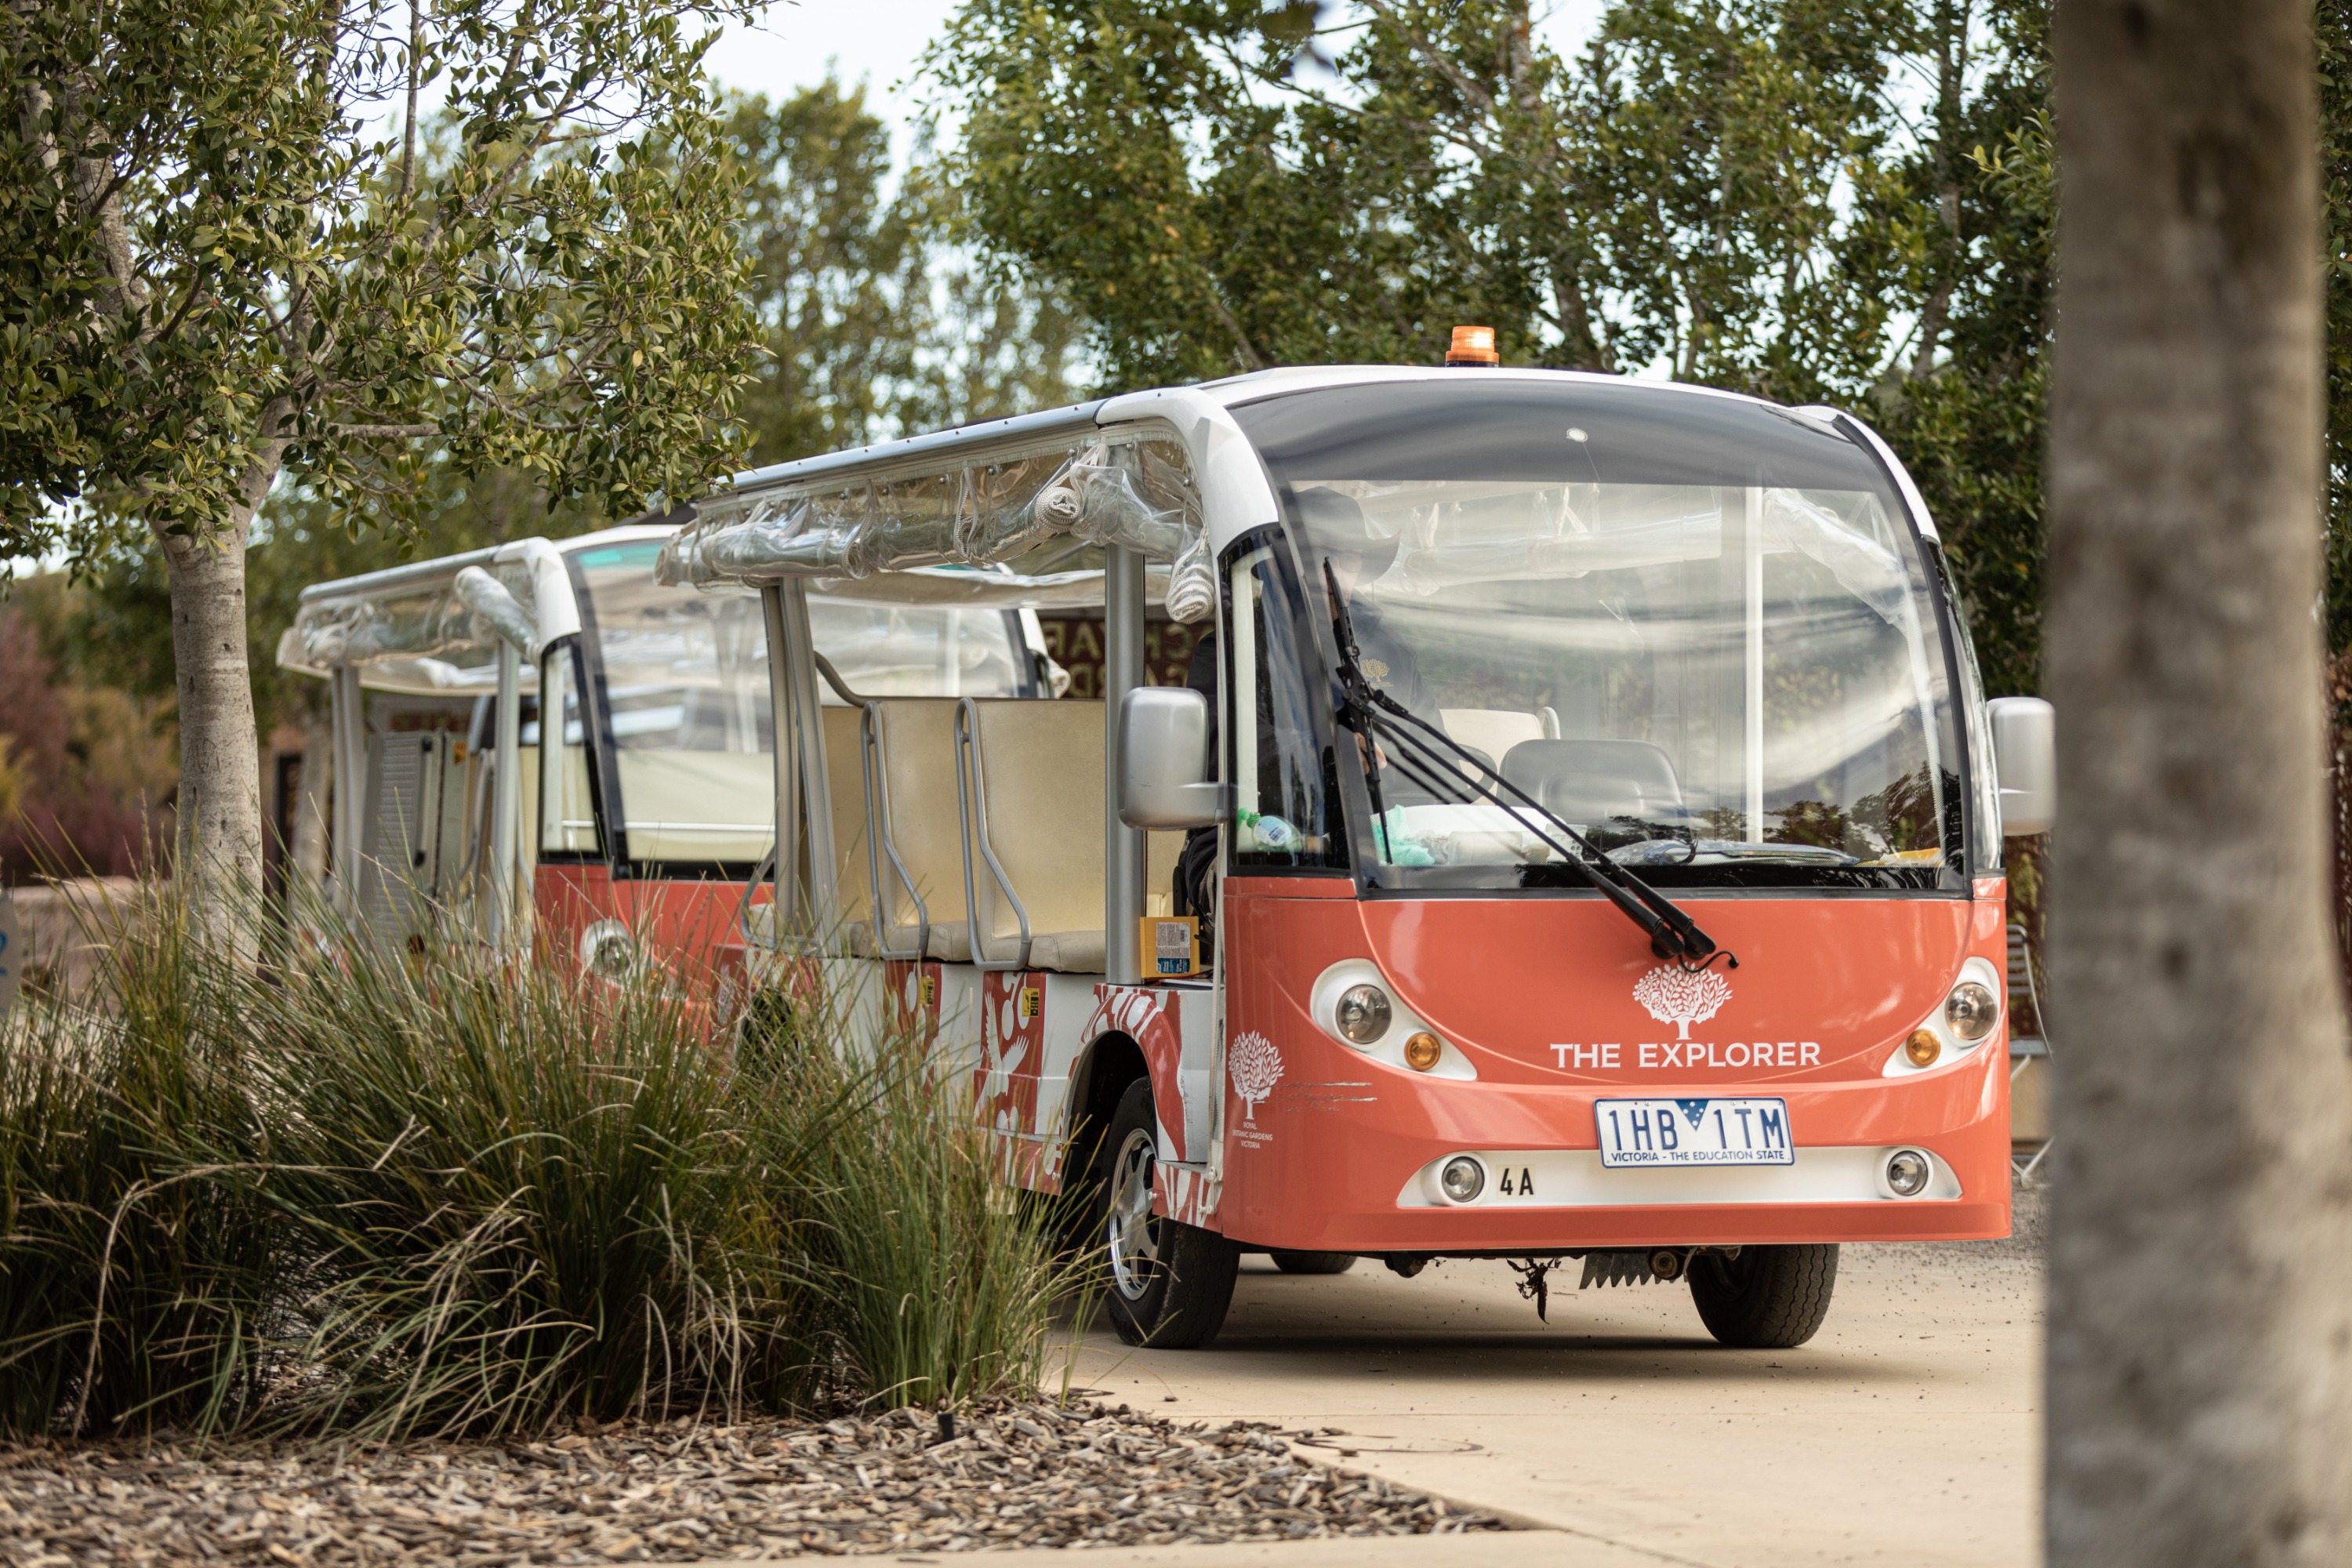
[1063,1184,2046,1568]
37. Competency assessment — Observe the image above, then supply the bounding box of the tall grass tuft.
[245,908,822,1439]
[743,1002,1076,1410]
[1,876,1080,1437]
[0,884,278,1437]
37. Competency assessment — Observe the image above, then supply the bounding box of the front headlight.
[1334,984,1393,1044]
[579,920,637,982]
[1945,981,1998,1042]
[1440,1156,1485,1203]
[1885,1149,1933,1196]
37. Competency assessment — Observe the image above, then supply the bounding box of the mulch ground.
[0,1402,1501,1564]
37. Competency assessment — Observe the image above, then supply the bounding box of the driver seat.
[1501,739,1685,824]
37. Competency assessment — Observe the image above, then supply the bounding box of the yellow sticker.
[1018,986,1043,1021]
[920,973,938,1008]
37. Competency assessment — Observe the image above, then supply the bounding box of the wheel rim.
[1105,1126,1160,1302]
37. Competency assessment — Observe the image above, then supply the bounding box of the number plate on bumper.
[1596,1098,1794,1167]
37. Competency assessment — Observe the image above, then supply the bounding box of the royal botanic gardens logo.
[1633,964,1732,1041]
[1228,1031,1284,1126]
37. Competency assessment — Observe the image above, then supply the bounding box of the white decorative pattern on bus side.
[1152,1160,1218,1229]
[976,970,1051,1142]
[1084,984,1196,1161]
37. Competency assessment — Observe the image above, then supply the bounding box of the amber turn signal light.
[1404,1031,1443,1071]
[1904,1028,1942,1068]
[1445,324,1499,366]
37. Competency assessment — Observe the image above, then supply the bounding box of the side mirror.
[1119,687,1222,829]
[1987,696,2056,838]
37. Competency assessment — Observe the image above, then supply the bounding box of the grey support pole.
[1103,543,1147,983]
[332,663,365,915]
[781,581,837,931]
[762,584,802,937]
[489,643,521,942]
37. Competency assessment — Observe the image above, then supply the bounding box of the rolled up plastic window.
[657,430,1207,619]
[1164,530,1216,624]
[284,580,481,670]
[955,451,1083,561]
[846,481,964,576]
[661,498,856,583]
[1035,442,1194,560]
[454,566,535,652]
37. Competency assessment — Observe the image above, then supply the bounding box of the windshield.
[568,540,1031,870]
[808,598,1033,700]
[1233,380,1970,891]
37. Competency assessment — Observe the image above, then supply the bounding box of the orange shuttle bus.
[278,521,1054,978]
[666,363,2058,1350]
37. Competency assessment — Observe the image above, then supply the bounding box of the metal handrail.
[954,697,1032,971]
[803,652,925,960]
[861,702,931,962]
[810,651,865,707]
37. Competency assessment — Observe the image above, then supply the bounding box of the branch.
[143,267,211,347]
[415,83,583,254]
[332,423,440,438]
[1200,286,1265,372]
[1359,0,1498,119]
[397,0,427,201]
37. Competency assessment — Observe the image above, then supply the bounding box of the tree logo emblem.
[1632,964,1732,1040]
[1228,1030,1284,1125]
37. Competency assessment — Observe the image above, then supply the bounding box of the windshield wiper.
[1610,838,1860,868]
[1323,560,1735,973]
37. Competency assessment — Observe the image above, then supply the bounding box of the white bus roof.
[653,365,1915,612]
[281,368,1904,695]
[274,518,1162,697]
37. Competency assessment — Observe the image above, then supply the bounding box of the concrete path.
[900,1530,1639,1565]
[1071,1210,2045,1568]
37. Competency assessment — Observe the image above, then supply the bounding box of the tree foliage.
[2,0,760,555]
[22,78,1087,775]
[2,0,767,898]
[724,82,1086,466]
[935,0,2055,692]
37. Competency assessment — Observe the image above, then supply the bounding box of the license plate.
[1595,1098,1794,1167]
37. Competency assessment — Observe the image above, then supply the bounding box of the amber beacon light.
[1445,324,1499,366]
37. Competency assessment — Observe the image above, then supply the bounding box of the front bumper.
[1210,1033,2012,1251]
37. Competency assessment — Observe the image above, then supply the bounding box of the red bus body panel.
[535,864,758,987]
[1217,877,2011,1250]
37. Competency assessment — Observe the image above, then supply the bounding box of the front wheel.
[1096,1079,1239,1348]
[1687,1243,1838,1348]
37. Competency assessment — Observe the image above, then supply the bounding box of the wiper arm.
[1323,560,1735,973]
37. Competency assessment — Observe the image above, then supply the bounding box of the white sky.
[708,0,967,125]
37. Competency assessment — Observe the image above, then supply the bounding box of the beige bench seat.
[814,693,1189,975]
[960,698,1107,972]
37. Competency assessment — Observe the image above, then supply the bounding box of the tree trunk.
[2045,4,2352,1566]
[155,515,264,936]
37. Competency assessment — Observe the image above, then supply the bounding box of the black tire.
[1094,1079,1240,1348]
[1268,1250,1358,1276]
[1687,1244,1839,1348]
